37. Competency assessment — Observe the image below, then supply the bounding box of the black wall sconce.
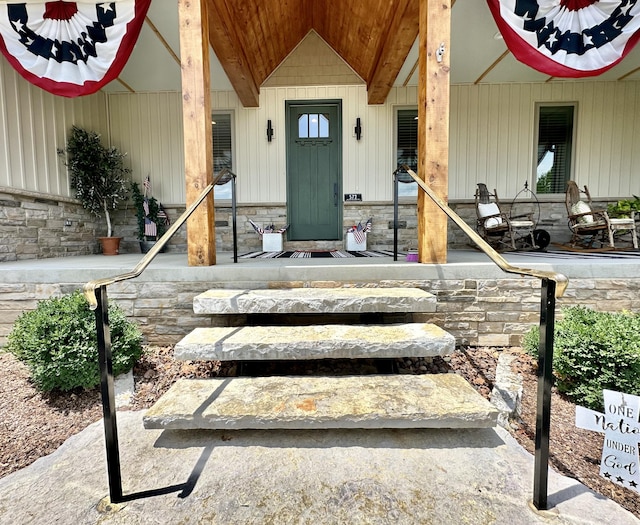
[266,119,274,142]
[354,117,362,140]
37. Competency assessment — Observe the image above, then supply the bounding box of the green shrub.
[522,306,640,410]
[7,291,142,391]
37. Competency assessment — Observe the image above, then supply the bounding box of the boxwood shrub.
[7,290,143,391]
[522,306,640,410]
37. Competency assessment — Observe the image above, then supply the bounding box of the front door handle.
[334,183,338,207]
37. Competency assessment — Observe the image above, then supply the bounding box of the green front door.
[286,100,342,240]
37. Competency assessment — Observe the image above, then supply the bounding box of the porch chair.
[475,183,537,251]
[564,181,637,249]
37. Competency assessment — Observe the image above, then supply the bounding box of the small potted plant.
[58,126,131,255]
[130,177,169,253]
[607,196,640,219]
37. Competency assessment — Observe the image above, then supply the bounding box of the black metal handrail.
[85,170,232,503]
[401,166,567,511]
[84,169,237,309]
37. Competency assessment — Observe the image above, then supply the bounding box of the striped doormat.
[239,250,397,259]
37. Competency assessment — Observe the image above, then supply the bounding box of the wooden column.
[417,0,451,264]
[178,0,215,265]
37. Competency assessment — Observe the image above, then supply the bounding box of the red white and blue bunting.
[487,0,640,77]
[0,0,151,97]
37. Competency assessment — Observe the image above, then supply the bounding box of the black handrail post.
[393,170,399,261]
[232,173,238,263]
[95,285,123,503]
[533,277,556,510]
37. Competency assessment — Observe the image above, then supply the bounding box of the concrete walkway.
[0,411,638,524]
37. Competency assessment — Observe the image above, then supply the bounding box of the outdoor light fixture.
[354,117,362,140]
[267,119,274,142]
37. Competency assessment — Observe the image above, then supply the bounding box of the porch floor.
[1,249,638,284]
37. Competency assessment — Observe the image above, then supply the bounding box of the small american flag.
[351,218,372,244]
[249,219,264,235]
[157,205,170,225]
[144,217,157,237]
[353,223,366,244]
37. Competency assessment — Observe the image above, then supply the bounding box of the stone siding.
[2,277,638,348]
[0,190,100,261]
[3,189,606,260]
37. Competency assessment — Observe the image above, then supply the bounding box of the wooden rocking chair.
[565,181,616,249]
[475,184,537,251]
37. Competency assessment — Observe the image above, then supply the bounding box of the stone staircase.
[143,287,499,430]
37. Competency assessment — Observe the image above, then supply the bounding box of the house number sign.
[576,389,640,493]
[344,193,362,202]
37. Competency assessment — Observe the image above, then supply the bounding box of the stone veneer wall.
[0,188,620,260]
[1,276,638,348]
[0,189,101,261]
[113,199,581,254]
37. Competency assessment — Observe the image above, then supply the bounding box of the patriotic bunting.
[0,0,152,97]
[486,0,640,77]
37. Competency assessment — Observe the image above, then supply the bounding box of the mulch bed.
[1,346,639,518]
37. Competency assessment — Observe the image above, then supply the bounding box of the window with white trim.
[395,108,418,197]
[535,104,575,194]
[212,111,234,199]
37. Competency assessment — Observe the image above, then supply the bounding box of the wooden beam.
[178,0,215,266]
[146,16,181,66]
[367,0,419,104]
[207,0,260,107]
[417,0,451,264]
[474,49,510,84]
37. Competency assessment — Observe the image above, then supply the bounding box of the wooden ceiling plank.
[207,0,260,107]
[367,0,419,104]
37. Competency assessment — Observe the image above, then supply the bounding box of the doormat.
[239,250,397,259]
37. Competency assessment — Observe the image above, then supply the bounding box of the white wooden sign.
[576,390,640,493]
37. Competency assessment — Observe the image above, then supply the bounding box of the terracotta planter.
[98,237,122,256]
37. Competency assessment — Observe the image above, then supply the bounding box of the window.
[298,113,330,138]
[535,104,575,194]
[395,108,418,197]
[212,111,234,199]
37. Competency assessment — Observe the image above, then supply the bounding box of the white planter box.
[346,231,367,251]
[262,233,283,251]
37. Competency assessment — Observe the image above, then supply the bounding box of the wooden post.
[178,0,215,265]
[417,0,451,264]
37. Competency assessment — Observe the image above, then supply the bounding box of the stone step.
[174,323,455,361]
[192,287,436,315]
[143,374,499,430]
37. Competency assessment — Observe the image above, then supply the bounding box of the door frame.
[285,99,343,241]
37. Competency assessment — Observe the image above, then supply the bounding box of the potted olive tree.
[58,126,131,255]
[130,178,169,253]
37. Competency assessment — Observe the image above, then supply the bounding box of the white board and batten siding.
[107,82,640,205]
[448,82,640,201]
[1,47,639,206]
[0,59,108,197]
